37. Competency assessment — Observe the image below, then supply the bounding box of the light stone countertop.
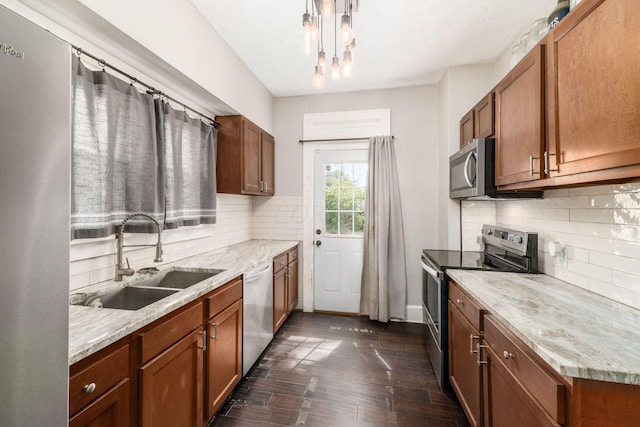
[446,270,640,385]
[69,239,299,365]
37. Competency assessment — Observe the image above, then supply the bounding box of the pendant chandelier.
[303,0,357,89]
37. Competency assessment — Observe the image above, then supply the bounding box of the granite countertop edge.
[69,239,299,366]
[446,269,640,386]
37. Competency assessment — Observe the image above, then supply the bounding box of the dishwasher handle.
[244,262,273,281]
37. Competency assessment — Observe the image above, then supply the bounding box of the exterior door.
[314,149,368,313]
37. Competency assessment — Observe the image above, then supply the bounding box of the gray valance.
[70,57,217,240]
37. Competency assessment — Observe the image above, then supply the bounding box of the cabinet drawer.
[484,315,565,424]
[449,280,483,331]
[69,344,129,415]
[139,302,203,363]
[273,252,287,273]
[207,276,243,318]
[287,246,298,263]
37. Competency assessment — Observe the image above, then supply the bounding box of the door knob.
[315,240,322,246]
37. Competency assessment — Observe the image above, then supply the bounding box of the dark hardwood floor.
[210,311,470,427]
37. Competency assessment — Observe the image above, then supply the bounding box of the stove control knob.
[482,228,493,235]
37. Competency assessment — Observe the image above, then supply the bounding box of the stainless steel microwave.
[449,138,542,200]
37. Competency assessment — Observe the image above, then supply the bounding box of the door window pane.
[323,161,367,236]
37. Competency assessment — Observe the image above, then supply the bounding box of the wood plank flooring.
[209,312,470,427]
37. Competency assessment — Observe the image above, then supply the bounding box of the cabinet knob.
[503,350,514,360]
[456,298,463,306]
[82,383,96,395]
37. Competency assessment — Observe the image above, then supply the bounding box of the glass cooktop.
[421,249,521,272]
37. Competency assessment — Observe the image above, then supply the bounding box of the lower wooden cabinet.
[273,245,300,333]
[449,301,482,427]
[69,378,130,427]
[273,262,288,332]
[69,275,246,427]
[206,298,243,419]
[287,256,299,313]
[139,328,205,427]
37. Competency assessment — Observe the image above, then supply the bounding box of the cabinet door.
[496,44,545,186]
[69,379,130,427]
[546,0,640,179]
[273,266,287,333]
[482,346,561,427]
[475,92,495,140]
[140,329,204,427]
[287,258,299,313]
[449,302,482,427]
[206,300,243,420]
[261,132,275,195]
[460,110,475,148]
[242,119,262,194]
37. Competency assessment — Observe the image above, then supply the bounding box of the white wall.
[9,0,274,132]
[437,65,497,250]
[273,86,439,312]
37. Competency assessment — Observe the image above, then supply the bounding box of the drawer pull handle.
[503,351,513,360]
[210,322,219,341]
[82,383,96,395]
[456,299,463,306]
[469,334,480,354]
[477,343,487,366]
[198,330,207,351]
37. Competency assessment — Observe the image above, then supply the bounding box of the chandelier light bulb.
[342,49,353,78]
[321,0,333,17]
[310,16,320,42]
[331,55,341,80]
[339,14,354,46]
[312,65,325,89]
[318,50,327,73]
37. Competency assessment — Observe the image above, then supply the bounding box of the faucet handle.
[126,257,131,269]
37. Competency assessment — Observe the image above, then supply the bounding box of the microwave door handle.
[463,151,476,188]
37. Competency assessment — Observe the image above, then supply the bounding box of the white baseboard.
[391,304,424,324]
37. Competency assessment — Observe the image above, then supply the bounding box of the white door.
[314,149,368,313]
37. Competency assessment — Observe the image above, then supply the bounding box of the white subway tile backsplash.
[462,180,640,310]
[69,195,303,290]
[569,209,612,223]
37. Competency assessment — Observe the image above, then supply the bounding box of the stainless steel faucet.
[115,212,163,281]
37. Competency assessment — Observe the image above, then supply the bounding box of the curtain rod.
[298,136,394,143]
[72,46,221,128]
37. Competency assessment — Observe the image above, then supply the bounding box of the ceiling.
[190,0,557,97]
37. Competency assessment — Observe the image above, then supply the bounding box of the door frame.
[302,142,369,312]
[300,108,391,312]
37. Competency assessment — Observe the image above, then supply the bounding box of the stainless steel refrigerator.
[0,5,71,426]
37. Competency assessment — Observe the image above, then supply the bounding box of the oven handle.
[420,259,444,280]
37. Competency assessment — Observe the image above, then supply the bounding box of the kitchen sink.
[70,268,225,311]
[141,268,224,289]
[85,287,178,311]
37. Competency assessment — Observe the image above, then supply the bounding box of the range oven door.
[421,256,449,389]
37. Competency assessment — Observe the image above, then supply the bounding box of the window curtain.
[71,56,162,239]
[360,136,408,322]
[155,99,217,229]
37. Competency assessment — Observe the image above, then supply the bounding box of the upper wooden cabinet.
[216,115,275,196]
[480,0,640,191]
[545,0,640,183]
[460,93,495,148]
[495,44,546,187]
[460,110,475,148]
[474,92,495,140]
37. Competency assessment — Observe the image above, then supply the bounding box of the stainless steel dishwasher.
[242,262,274,376]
